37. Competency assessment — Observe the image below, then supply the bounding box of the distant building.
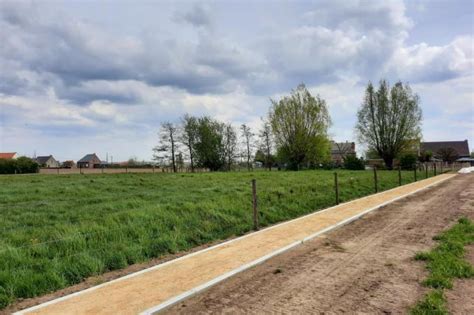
[35,155,60,168]
[77,153,101,168]
[421,140,470,162]
[0,152,17,159]
[331,141,356,164]
[61,160,76,168]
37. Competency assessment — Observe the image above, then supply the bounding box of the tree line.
[155,80,424,171]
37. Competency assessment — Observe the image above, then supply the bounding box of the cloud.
[0,0,472,160]
[175,3,212,28]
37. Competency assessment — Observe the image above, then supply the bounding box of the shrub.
[400,153,417,170]
[0,157,39,174]
[343,155,365,170]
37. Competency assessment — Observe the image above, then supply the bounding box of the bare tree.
[356,80,422,169]
[259,118,273,171]
[180,114,199,172]
[153,122,178,172]
[223,123,237,171]
[240,124,254,171]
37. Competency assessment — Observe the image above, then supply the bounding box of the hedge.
[0,157,39,174]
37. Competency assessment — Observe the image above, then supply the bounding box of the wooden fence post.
[414,165,417,182]
[398,166,402,186]
[373,166,378,193]
[252,179,259,230]
[425,163,428,178]
[434,163,437,176]
[334,172,339,205]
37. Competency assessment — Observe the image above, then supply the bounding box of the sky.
[0,0,473,162]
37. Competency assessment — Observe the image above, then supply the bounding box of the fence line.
[1,164,466,257]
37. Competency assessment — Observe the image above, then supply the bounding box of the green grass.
[411,218,474,314]
[0,169,431,308]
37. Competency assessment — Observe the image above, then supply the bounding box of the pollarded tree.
[356,80,422,169]
[269,84,331,170]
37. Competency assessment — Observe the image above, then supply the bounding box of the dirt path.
[166,174,474,314]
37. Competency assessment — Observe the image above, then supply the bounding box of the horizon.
[1,0,473,162]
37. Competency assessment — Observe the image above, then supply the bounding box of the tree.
[176,152,185,170]
[223,124,238,171]
[356,80,422,169]
[180,114,199,172]
[269,84,331,170]
[194,116,226,171]
[258,119,274,171]
[343,155,365,170]
[419,150,433,162]
[153,122,178,172]
[240,124,254,171]
[436,147,458,163]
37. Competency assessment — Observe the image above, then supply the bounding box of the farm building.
[0,152,17,159]
[421,140,470,162]
[77,153,102,168]
[35,155,60,168]
[331,141,356,164]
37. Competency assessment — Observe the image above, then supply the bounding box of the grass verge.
[411,217,474,314]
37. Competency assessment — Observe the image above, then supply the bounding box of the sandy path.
[165,173,474,314]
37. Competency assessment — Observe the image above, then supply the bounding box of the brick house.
[331,141,356,164]
[35,155,60,168]
[77,153,101,168]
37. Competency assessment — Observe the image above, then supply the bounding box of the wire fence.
[1,161,466,257]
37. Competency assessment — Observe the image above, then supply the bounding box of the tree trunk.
[383,156,394,170]
[171,134,176,173]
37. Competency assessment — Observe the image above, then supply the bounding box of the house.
[0,152,17,159]
[77,153,102,168]
[421,140,470,162]
[61,160,76,168]
[35,155,60,168]
[331,141,356,164]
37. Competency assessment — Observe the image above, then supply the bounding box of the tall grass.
[0,169,430,308]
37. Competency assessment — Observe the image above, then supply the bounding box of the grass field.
[0,169,435,308]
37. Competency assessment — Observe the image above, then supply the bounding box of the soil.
[165,173,474,314]
[446,245,474,315]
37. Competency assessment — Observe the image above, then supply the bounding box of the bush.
[0,157,39,174]
[400,154,417,170]
[343,155,365,170]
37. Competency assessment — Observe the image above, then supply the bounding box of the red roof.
[0,152,16,159]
